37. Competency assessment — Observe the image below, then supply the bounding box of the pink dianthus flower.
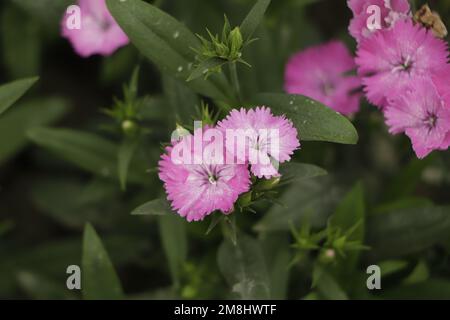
[217,107,300,178]
[347,0,411,43]
[284,41,362,115]
[61,0,129,57]
[356,20,448,108]
[385,78,450,158]
[158,127,251,222]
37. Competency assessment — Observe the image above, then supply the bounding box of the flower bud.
[229,27,243,60]
[122,120,139,137]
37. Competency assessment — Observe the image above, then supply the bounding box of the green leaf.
[279,162,327,183]
[30,178,119,228]
[82,223,124,300]
[312,264,348,300]
[383,156,435,202]
[252,93,358,144]
[118,138,138,191]
[0,97,69,165]
[329,182,365,270]
[0,77,38,116]
[131,198,172,216]
[0,235,145,297]
[27,127,145,183]
[240,0,272,41]
[380,278,450,299]
[17,271,77,300]
[366,205,450,260]
[106,0,232,102]
[187,58,227,82]
[378,260,409,278]
[158,214,187,288]
[260,234,291,299]
[217,233,270,299]
[1,5,42,78]
[374,197,433,214]
[162,74,199,121]
[254,177,343,232]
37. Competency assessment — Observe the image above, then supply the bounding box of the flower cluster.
[158,107,300,222]
[349,1,450,158]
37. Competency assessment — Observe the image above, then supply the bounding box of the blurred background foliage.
[0,0,449,300]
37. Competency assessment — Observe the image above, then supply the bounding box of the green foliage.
[1,0,450,301]
[0,77,38,115]
[159,214,188,289]
[106,0,233,103]
[367,205,450,260]
[0,97,69,165]
[82,223,125,300]
[252,93,359,144]
[217,233,271,299]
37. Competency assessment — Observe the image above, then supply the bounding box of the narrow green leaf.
[217,233,271,299]
[158,214,187,288]
[131,198,172,216]
[366,206,450,260]
[329,182,365,270]
[187,58,227,82]
[106,0,232,102]
[252,93,358,144]
[27,127,145,183]
[279,162,327,183]
[162,74,199,121]
[82,223,124,300]
[380,278,450,299]
[254,177,343,232]
[0,77,38,115]
[383,156,435,202]
[0,97,69,165]
[118,139,138,191]
[17,271,77,300]
[240,0,272,41]
[312,265,348,300]
[0,235,145,297]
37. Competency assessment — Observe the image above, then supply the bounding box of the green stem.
[229,62,242,104]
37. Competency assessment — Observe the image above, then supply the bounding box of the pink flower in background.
[218,107,300,178]
[284,41,362,115]
[385,78,450,158]
[61,0,129,57]
[158,128,250,222]
[356,20,449,108]
[347,0,410,42]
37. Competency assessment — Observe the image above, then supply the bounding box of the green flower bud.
[318,248,336,264]
[229,27,243,60]
[122,120,139,137]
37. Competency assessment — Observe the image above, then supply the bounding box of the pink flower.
[432,65,450,98]
[158,127,251,222]
[61,0,129,57]
[217,107,300,178]
[284,41,362,115]
[356,20,449,108]
[348,0,410,43]
[385,78,450,158]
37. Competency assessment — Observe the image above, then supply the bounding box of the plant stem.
[229,62,242,104]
